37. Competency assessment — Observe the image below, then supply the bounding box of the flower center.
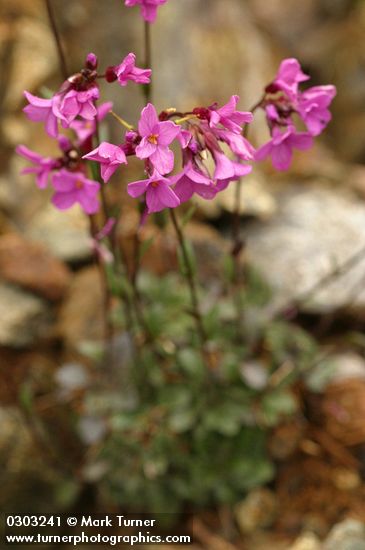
[148,134,158,145]
[151,180,160,188]
[75,179,84,189]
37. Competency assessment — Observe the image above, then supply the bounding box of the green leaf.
[168,409,196,433]
[261,390,298,425]
[305,358,338,392]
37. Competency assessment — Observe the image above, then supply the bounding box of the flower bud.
[105,66,118,83]
[86,52,98,70]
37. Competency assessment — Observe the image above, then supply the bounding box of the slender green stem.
[45,0,68,80]
[229,99,264,335]
[88,215,114,356]
[143,21,152,103]
[169,209,208,347]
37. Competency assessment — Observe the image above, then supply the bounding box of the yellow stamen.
[75,180,84,190]
[148,134,159,144]
[151,181,160,188]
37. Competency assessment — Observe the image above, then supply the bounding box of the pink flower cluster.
[16,137,102,214]
[124,0,167,23]
[87,96,254,213]
[18,52,150,215]
[23,52,150,139]
[255,58,336,170]
[18,52,336,219]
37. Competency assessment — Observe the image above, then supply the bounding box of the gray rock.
[323,519,365,550]
[28,205,91,263]
[245,186,365,314]
[0,283,51,347]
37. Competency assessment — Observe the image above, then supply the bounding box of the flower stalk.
[169,208,208,349]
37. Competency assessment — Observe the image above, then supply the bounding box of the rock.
[289,532,321,550]
[195,173,277,220]
[55,363,90,396]
[244,185,365,314]
[185,221,229,281]
[235,488,278,534]
[4,14,57,111]
[0,232,71,301]
[332,468,361,491]
[323,519,365,550]
[330,353,365,383]
[28,204,91,263]
[57,266,103,346]
[0,283,51,347]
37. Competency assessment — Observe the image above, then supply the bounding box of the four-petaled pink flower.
[298,85,337,136]
[16,145,59,188]
[209,95,253,134]
[51,169,100,214]
[128,169,180,213]
[135,103,180,174]
[83,142,128,183]
[111,53,151,87]
[58,86,100,125]
[255,126,313,171]
[172,163,215,203]
[124,0,167,23]
[272,58,309,100]
[23,91,63,138]
[70,101,113,145]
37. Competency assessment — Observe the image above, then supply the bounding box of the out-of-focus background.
[2,1,365,548]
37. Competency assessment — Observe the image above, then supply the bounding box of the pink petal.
[150,146,174,174]
[24,91,52,108]
[288,132,313,150]
[52,191,77,210]
[138,103,159,136]
[135,137,157,159]
[128,178,150,198]
[157,121,180,146]
[156,182,180,208]
[78,191,100,214]
[271,143,292,171]
[255,141,274,162]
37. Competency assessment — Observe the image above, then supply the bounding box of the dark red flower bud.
[105,66,118,83]
[192,107,210,120]
[265,82,280,94]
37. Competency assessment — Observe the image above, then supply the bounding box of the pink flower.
[255,126,313,171]
[213,150,252,180]
[83,142,127,183]
[135,103,180,174]
[110,53,151,87]
[272,58,309,100]
[70,101,113,145]
[23,91,63,138]
[16,145,59,188]
[209,95,253,134]
[58,86,99,125]
[212,127,255,161]
[298,85,336,136]
[124,0,167,23]
[173,163,215,203]
[128,169,180,213]
[51,169,100,214]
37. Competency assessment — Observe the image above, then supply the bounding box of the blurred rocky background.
[2,0,365,548]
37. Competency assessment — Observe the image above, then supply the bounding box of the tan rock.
[58,266,103,346]
[0,232,71,301]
